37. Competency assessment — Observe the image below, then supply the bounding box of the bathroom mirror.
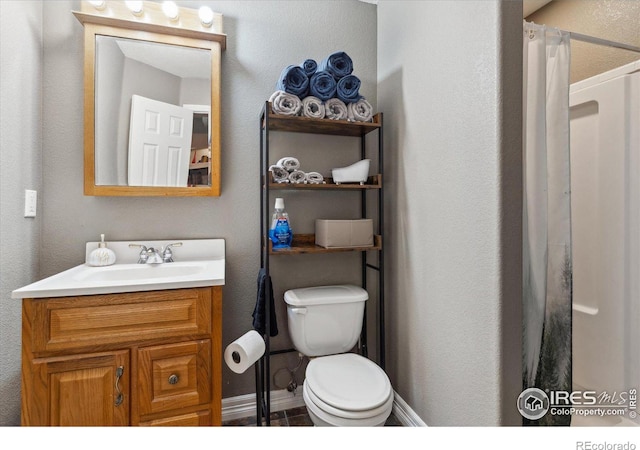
[74,3,225,196]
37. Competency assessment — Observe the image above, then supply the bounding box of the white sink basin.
[72,261,209,283]
[12,239,225,299]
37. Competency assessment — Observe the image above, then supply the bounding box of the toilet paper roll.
[224,330,266,374]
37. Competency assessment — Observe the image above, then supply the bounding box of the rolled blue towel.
[336,74,362,103]
[309,71,337,101]
[300,59,317,77]
[276,65,309,98]
[318,51,353,80]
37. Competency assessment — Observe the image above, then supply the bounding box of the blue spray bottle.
[269,197,293,249]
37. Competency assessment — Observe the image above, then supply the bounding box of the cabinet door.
[137,340,211,417]
[34,350,129,426]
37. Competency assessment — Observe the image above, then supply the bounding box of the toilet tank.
[284,285,368,357]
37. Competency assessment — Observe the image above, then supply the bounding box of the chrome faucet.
[161,242,183,262]
[129,242,183,264]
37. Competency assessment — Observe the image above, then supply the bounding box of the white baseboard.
[222,389,305,422]
[391,390,427,427]
[221,388,427,426]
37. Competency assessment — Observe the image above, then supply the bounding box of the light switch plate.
[24,190,37,218]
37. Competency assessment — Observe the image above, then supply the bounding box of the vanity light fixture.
[125,1,144,15]
[88,0,106,10]
[198,6,214,27]
[162,1,179,20]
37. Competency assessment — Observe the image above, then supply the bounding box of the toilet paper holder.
[225,330,266,374]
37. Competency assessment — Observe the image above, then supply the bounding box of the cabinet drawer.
[138,340,212,416]
[25,288,212,353]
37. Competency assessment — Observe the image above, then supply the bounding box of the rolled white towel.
[301,96,325,119]
[324,98,348,121]
[305,172,325,184]
[347,98,374,123]
[269,90,302,116]
[269,165,289,183]
[288,170,306,184]
[277,157,300,172]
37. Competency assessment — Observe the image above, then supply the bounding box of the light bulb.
[162,1,179,20]
[125,1,143,15]
[88,0,106,10]
[198,6,214,27]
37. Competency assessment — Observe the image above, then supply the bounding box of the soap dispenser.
[88,234,117,267]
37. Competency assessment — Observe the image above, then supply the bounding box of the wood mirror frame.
[74,1,226,197]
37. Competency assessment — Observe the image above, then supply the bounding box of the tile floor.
[223,406,403,427]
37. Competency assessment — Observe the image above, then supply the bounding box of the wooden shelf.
[269,234,381,255]
[263,105,381,137]
[267,174,382,190]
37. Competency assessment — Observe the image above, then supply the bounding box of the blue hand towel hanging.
[252,268,279,337]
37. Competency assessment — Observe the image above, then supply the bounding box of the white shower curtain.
[522,22,572,426]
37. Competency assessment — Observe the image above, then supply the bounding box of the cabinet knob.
[168,374,179,385]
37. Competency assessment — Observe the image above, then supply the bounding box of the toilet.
[284,285,393,426]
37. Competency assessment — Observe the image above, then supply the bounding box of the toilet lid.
[305,353,391,412]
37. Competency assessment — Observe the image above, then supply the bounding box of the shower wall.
[569,60,640,426]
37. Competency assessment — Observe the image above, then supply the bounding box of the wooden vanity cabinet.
[21,287,222,426]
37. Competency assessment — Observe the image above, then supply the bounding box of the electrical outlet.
[24,190,37,218]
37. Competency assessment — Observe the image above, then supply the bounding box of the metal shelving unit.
[256,101,384,425]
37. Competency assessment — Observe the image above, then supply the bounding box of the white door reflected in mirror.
[128,95,193,187]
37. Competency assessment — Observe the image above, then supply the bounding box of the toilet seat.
[303,353,393,426]
[303,381,393,426]
[304,380,394,420]
[305,353,392,412]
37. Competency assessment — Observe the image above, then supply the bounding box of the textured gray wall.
[0,1,43,426]
[0,0,376,425]
[377,0,523,425]
[40,0,374,414]
[527,0,640,83]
